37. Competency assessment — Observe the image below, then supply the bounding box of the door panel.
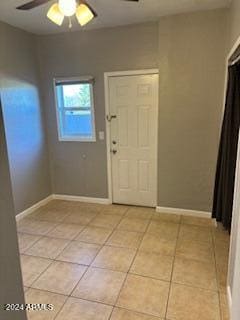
[138,160,149,192]
[138,105,150,147]
[109,74,158,207]
[118,106,129,147]
[118,159,130,190]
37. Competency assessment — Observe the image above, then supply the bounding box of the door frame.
[225,34,240,320]
[104,69,159,205]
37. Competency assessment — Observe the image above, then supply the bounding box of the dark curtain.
[212,63,240,231]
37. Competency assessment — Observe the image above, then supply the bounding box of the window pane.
[62,84,91,108]
[61,109,93,137]
[55,81,95,141]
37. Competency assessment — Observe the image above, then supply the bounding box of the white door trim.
[104,69,159,205]
[223,35,240,320]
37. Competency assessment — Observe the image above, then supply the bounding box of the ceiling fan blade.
[16,0,51,10]
[81,0,98,17]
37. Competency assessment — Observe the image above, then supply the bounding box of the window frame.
[53,76,96,142]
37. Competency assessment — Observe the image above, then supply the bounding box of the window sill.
[58,137,96,142]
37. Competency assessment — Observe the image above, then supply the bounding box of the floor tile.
[20,255,52,287]
[101,205,128,216]
[214,240,229,259]
[181,216,214,227]
[17,233,41,253]
[107,230,143,249]
[152,212,181,224]
[76,226,112,244]
[43,200,70,211]
[214,242,229,274]
[117,217,149,232]
[18,200,229,320]
[178,224,213,243]
[125,207,154,220]
[17,219,58,236]
[79,203,104,214]
[57,241,101,265]
[59,203,86,215]
[216,263,228,293]
[117,274,169,318]
[212,224,230,243]
[63,211,97,225]
[92,246,136,272]
[72,267,126,305]
[215,256,229,270]
[167,283,220,320]
[90,213,122,229]
[140,234,176,256]
[176,239,215,263]
[215,255,229,276]
[219,293,230,320]
[25,288,67,320]
[32,261,86,295]
[30,208,70,223]
[25,237,70,259]
[110,308,163,319]
[172,257,218,290]
[46,223,84,240]
[147,221,179,240]
[130,251,173,281]
[55,297,113,320]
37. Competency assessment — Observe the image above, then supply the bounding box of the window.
[54,77,96,141]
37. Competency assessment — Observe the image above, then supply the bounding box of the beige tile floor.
[17,200,230,320]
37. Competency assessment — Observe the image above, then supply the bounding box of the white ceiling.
[0,0,231,35]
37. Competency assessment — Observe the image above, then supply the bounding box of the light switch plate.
[99,131,105,140]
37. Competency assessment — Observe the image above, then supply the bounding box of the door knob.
[110,149,117,154]
[106,115,117,122]
[112,140,117,145]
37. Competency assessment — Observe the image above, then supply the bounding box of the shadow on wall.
[0,73,51,215]
[0,99,27,320]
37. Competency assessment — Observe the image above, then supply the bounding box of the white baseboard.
[17,198,211,222]
[52,194,111,205]
[16,195,54,221]
[227,285,232,319]
[156,206,211,219]
[16,194,111,221]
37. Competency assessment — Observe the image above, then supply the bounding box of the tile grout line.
[19,233,45,254]
[24,205,106,319]
[23,205,174,319]
[40,207,114,319]
[106,207,152,319]
[50,204,130,320]
[20,202,228,320]
[211,223,224,320]
[163,214,182,319]
[26,286,164,320]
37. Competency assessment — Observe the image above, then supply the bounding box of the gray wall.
[0,102,26,320]
[229,0,240,48]
[37,11,227,212]
[157,9,227,211]
[0,21,51,214]
[36,22,158,198]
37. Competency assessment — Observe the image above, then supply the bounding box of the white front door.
[108,73,158,207]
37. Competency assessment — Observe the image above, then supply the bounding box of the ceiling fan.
[16,0,139,28]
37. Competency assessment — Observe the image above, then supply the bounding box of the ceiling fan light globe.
[47,3,64,26]
[59,0,76,17]
[76,4,94,26]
